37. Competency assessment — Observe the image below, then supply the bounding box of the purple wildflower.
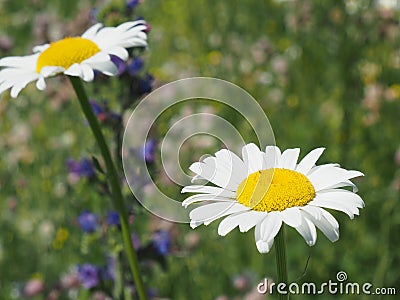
[77,210,98,233]
[131,233,141,250]
[90,100,104,116]
[77,264,99,289]
[138,73,154,94]
[107,211,120,226]
[67,158,95,179]
[152,230,171,256]
[127,0,141,10]
[127,57,144,76]
[100,257,116,281]
[110,55,127,75]
[89,8,99,23]
[143,139,156,163]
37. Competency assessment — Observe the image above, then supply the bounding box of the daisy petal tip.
[217,228,229,237]
[256,241,272,254]
[189,220,201,229]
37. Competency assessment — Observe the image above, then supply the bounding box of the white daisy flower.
[0,20,147,98]
[182,143,364,253]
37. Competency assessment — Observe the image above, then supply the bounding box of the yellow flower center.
[236,168,316,212]
[36,37,101,73]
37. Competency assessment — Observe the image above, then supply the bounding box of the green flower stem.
[275,225,289,300]
[69,76,147,300]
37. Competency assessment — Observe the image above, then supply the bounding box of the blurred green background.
[0,0,399,299]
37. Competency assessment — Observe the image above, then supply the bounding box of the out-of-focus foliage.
[0,0,399,299]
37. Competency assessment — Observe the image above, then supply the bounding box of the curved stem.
[69,76,147,300]
[275,225,289,300]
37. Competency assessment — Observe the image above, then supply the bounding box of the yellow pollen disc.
[36,37,101,73]
[236,168,316,212]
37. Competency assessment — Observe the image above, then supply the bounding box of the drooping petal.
[309,196,360,219]
[80,64,95,82]
[295,213,317,246]
[255,222,275,253]
[303,208,339,242]
[88,60,118,76]
[36,76,46,90]
[259,211,282,243]
[218,210,266,236]
[300,205,322,220]
[108,46,129,61]
[64,63,82,77]
[280,207,302,227]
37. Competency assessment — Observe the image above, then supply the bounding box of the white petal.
[108,46,129,61]
[82,23,103,39]
[84,52,111,64]
[296,148,325,174]
[308,166,364,192]
[280,207,302,227]
[189,155,240,191]
[8,73,39,97]
[215,149,247,185]
[182,194,233,208]
[32,44,49,53]
[0,54,38,69]
[307,163,340,175]
[300,206,322,220]
[295,214,317,246]
[265,146,281,169]
[318,189,364,208]
[0,80,15,95]
[255,222,275,253]
[90,21,147,50]
[242,143,266,174]
[40,66,63,77]
[256,239,274,253]
[218,210,266,236]
[80,64,95,82]
[116,20,146,31]
[328,181,358,193]
[309,195,360,219]
[303,208,339,242]
[181,185,236,197]
[64,63,82,77]
[279,148,300,170]
[88,60,118,76]
[36,77,46,90]
[260,211,282,243]
[189,202,248,224]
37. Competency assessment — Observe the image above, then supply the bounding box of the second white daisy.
[182,143,364,253]
[0,20,147,98]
